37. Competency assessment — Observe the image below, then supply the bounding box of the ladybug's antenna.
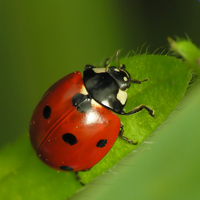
[116,50,122,68]
[104,58,110,69]
[130,78,148,84]
[116,50,126,70]
[116,49,148,83]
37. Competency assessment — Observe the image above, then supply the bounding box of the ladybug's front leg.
[75,172,85,186]
[122,104,155,116]
[75,168,91,186]
[104,58,110,68]
[84,64,95,70]
[118,124,138,145]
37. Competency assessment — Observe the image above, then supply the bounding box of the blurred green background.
[1,0,200,199]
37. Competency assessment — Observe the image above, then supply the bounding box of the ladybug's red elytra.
[29,51,154,181]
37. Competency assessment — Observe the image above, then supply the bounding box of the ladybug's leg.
[104,49,122,69]
[122,104,155,116]
[75,168,91,186]
[130,78,148,84]
[116,49,124,69]
[118,124,138,145]
[75,172,85,186]
[85,64,95,70]
[81,168,91,172]
[104,58,110,68]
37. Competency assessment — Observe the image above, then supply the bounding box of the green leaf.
[168,37,200,76]
[0,54,191,199]
[71,82,200,200]
[0,135,82,199]
[79,54,191,183]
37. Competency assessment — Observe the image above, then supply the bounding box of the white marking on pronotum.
[114,68,120,72]
[91,99,102,108]
[123,76,128,81]
[80,85,88,95]
[116,89,127,105]
[93,68,106,73]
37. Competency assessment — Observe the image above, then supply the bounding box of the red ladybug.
[29,52,154,174]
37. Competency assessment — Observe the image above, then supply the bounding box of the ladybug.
[29,51,154,177]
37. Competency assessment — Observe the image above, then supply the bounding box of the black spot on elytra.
[43,105,51,119]
[96,139,107,148]
[60,166,74,171]
[72,93,92,113]
[62,133,77,145]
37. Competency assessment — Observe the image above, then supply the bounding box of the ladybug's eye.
[43,105,51,119]
[62,133,77,145]
[96,139,107,148]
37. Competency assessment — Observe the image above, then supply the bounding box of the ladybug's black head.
[83,63,148,114]
[83,64,134,114]
[107,66,132,91]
